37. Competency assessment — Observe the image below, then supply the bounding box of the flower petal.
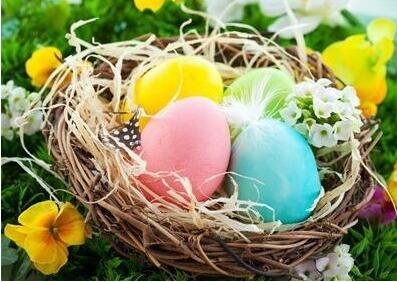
[4,224,30,248]
[134,0,166,12]
[388,164,397,205]
[360,101,378,118]
[373,38,395,65]
[315,256,330,272]
[25,47,62,88]
[33,241,68,275]
[269,14,321,39]
[55,202,86,246]
[204,0,245,23]
[24,229,58,264]
[367,18,396,43]
[18,200,58,229]
[258,0,288,17]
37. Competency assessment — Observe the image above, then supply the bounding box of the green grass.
[1,0,396,280]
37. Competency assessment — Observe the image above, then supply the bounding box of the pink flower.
[359,185,397,224]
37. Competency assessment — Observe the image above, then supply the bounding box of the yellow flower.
[388,162,397,205]
[26,47,64,87]
[322,18,396,118]
[133,0,180,12]
[4,201,86,275]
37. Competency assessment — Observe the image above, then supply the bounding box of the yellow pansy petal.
[360,101,377,118]
[24,229,58,264]
[374,38,395,64]
[4,224,30,248]
[55,202,86,246]
[26,57,41,80]
[26,47,62,77]
[388,164,397,204]
[18,200,58,229]
[134,0,166,12]
[367,18,397,43]
[25,47,62,88]
[30,72,53,88]
[33,241,68,275]
[322,36,374,85]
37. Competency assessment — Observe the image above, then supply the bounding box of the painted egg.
[224,67,294,118]
[138,97,231,202]
[123,56,224,127]
[228,118,321,224]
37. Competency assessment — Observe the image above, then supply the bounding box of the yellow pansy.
[134,0,180,12]
[322,18,396,118]
[388,162,397,205]
[4,201,87,275]
[26,47,64,88]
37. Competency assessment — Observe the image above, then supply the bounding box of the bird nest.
[42,22,375,278]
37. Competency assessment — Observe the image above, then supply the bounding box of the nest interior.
[43,33,375,278]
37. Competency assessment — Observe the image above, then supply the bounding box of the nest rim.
[43,33,375,278]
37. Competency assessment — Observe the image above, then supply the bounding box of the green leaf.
[1,236,18,266]
[14,252,33,281]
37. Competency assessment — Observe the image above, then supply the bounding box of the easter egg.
[228,118,321,224]
[126,56,224,127]
[224,68,294,118]
[138,97,231,202]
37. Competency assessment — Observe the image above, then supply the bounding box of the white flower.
[316,78,332,87]
[334,100,355,117]
[27,92,41,105]
[8,87,29,113]
[1,80,15,99]
[280,100,302,125]
[264,0,349,39]
[313,98,334,119]
[303,118,316,128]
[315,256,330,272]
[309,123,337,148]
[268,13,322,39]
[1,81,44,138]
[1,113,14,140]
[294,260,322,281]
[23,111,44,135]
[333,120,353,141]
[335,243,350,255]
[314,244,354,281]
[340,86,360,107]
[294,122,309,136]
[9,113,22,128]
[294,80,317,98]
[204,0,256,23]
[316,87,340,103]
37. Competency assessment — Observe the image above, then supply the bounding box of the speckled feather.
[102,110,141,150]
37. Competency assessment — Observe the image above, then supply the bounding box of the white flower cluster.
[294,244,354,281]
[280,78,362,148]
[203,0,348,38]
[1,80,43,140]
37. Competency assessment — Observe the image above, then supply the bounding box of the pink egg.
[138,97,231,202]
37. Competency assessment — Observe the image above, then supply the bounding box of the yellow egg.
[121,56,223,127]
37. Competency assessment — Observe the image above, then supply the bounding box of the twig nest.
[42,25,374,277]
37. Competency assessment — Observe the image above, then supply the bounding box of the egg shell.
[124,56,224,127]
[228,118,321,224]
[139,97,231,202]
[225,68,294,118]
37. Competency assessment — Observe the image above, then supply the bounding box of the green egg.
[225,67,295,118]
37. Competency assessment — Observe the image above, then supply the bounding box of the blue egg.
[228,118,321,224]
